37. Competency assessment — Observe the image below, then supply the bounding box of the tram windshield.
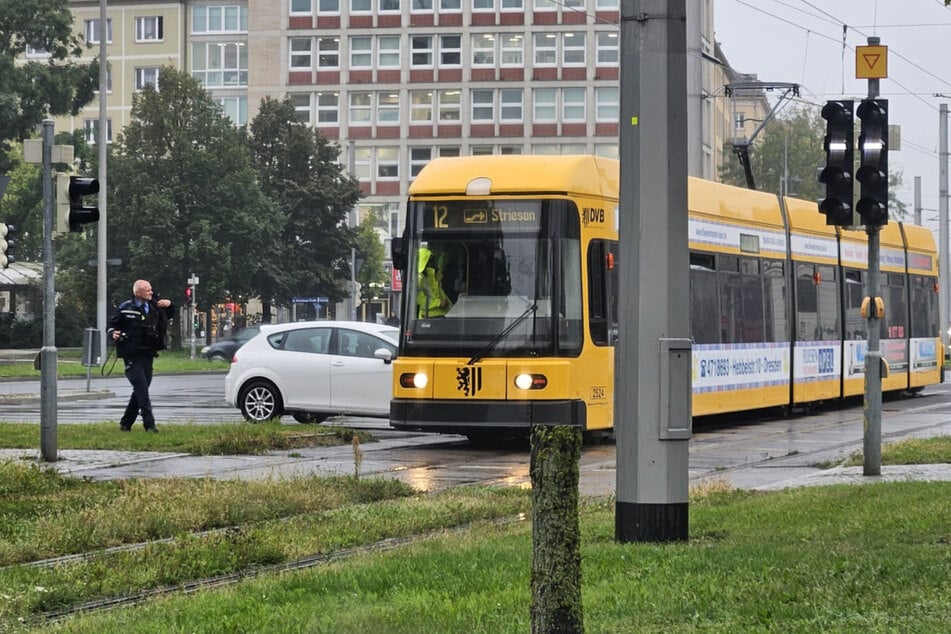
[402,198,583,357]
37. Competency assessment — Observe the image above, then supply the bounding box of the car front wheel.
[239,380,283,422]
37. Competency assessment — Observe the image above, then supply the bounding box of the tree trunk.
[530,424,584,634]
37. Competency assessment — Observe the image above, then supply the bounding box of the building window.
[562,0,584,9]
[349,91,372,125]
[378,36,401,68]
[377,147,399,179]
[84,19,112,45]
[596,32,619,66]
[471,34,495,67]
[595,86,619,122]
[533,88,556,122]
[438,90,461,122]
[378,92,400,125]
[316,92,339,124]
[533,33,557,66]
[411,35,434,67]
[440,0,462,9]
[562,32,585,66]
[192,6,247,33]
[135,66,160,91]
[83,119,112,145]
[290,37,312,69]
[319,0,340,12]
[501,0,523,10]
[410,147,432,176]
[500,34,523,67]
[93,66,113,93]
[472,145,494,155]
[562,87,586,121]
[596,0,618,8]
[354,146,373,180]
[734,113,745,130]
[317,37,339,69]
[216,96,248,125]
[471,89,494,122]
[291,0,314,12]
[350,36,372,68]
[290,94,311,123]
[192,43,248,87]
[410,90,433,123]
[412,0,434,11]
[439,35,461,67]
[438,146,460,157]
[380,0,401,12]
[500,144,522,154]
[534,0,556,10]
[473,0,494,11]
[595,143,619,159]
[351,0,372,13]
[135,16,164,42]
[500,88,523,122]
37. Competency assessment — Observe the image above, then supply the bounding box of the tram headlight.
[514,373,547,390]
[400,372,428,389]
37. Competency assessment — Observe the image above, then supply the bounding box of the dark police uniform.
[108,295,174,431]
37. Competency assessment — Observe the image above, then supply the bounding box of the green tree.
[246,96,362,322]
[720,105,907,219]
[355,220,387,300]
[104,66,279,329]
[0,0,99,172]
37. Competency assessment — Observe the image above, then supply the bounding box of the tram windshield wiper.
[468,303,538,365]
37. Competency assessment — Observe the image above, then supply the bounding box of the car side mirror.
[374,348,394,364]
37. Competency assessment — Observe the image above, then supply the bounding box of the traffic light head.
[63,176,99,232]
[0,223,14,269]
[856,98,889,227]
[817,100,855,226]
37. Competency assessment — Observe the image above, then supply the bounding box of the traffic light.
[56,174,100,233]
[0,223,14,269]
[185,287,193,305]
[817,100,855,226]
[856,98,889,227]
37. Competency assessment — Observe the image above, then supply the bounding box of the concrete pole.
[96,0,108,364]
[913,176,921,226]
[40,120,58,462]
[616,0,692,542]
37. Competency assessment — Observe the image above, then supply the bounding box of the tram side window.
[795,264,838,342]
[762,261,787,342]
[689,252,719,344]
[817,265,838,340]
[844,269,866,340]
[718,256,742,343]
[739,257,765,343]
[587,239,618,346]
[910,275,938,338]
[882,273,907,339]
[795,264,818,341]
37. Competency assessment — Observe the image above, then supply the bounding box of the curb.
[0,389,115,404]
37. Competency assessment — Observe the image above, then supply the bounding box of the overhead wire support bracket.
[725,81,801,190]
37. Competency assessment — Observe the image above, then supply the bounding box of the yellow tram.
[389,155,941,440]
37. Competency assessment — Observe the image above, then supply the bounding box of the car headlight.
[200,346,210,354]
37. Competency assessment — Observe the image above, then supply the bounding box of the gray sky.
[714,0,951,234]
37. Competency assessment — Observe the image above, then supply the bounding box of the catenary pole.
[96,0,108,364]
[616,0,692,542]
[939,105,948,347]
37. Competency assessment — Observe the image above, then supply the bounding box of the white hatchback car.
[225,320,399,423]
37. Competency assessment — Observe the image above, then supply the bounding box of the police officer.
[417,245,452,317]
[108,279,174,432]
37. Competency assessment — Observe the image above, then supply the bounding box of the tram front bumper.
[390,399,586,434]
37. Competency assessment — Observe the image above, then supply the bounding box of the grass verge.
[0,349,224,379]
[0,421,366,455]
[8,481,948,633]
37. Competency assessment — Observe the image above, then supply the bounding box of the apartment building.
[56,0,750,236]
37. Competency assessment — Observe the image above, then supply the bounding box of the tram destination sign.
[420,200,541,231]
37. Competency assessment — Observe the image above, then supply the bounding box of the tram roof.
[408,155,620,199]
[688,177,784,228]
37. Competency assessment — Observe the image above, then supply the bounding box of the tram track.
[20,514,528,627]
